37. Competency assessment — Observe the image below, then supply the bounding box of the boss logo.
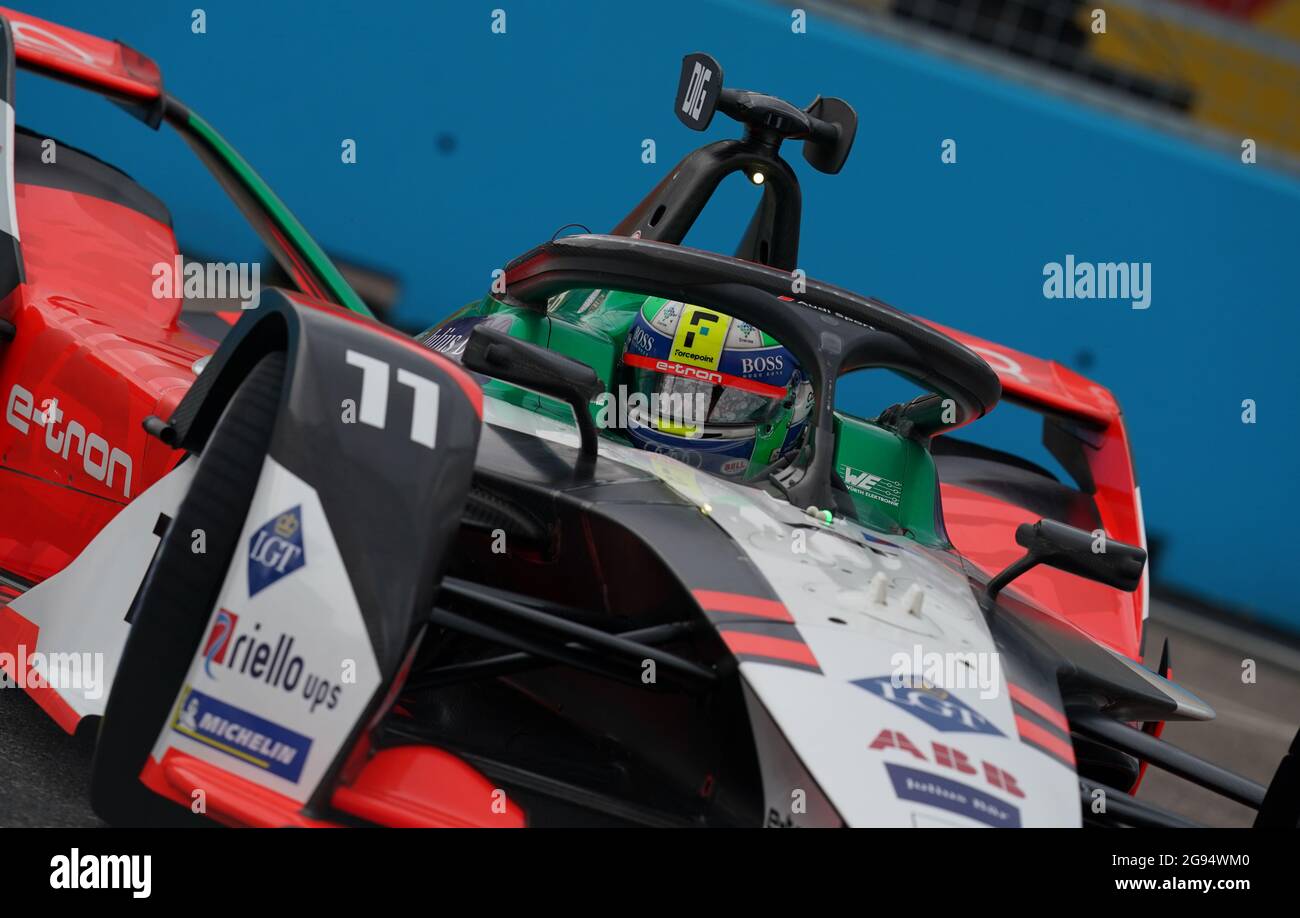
[740,355,784,375]
[629,325,656,354]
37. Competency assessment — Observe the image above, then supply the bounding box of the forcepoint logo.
[671,306,727,369]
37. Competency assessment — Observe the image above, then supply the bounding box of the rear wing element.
[926,320,1119,427]
[0,5,162,101]
[927,319,1149,635]
[0,6,372,318]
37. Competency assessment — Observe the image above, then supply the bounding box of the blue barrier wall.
[18,0,1300,628]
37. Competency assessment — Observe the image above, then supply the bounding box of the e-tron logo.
[655,360,723,386]
[4,385,134,497]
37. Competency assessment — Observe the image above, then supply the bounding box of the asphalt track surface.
[0,599,1296,828]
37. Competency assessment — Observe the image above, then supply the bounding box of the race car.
[0,10,1295,827]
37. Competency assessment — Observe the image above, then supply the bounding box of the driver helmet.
[619,297,813,479]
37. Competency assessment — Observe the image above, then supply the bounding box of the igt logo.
[854,675,1003,736]
[248,506,306,596]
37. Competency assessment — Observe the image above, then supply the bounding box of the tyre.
[90,352,285,826]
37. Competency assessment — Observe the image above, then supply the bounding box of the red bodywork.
[0,184,1148,661]
[0,183,214,583]
[1,5,163,100]
[926,321,1148,660]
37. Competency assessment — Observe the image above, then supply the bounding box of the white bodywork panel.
[483,397,1082,827]
[148,456,381,803]
[7,460,195,722]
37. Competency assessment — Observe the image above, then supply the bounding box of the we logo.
[844,467,881,491]
[842,466,903,507]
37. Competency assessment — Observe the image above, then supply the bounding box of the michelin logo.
[172,686,312,782]
[248,506,305,596]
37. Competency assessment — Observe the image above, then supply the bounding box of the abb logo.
[868,728,1025,798]
[655,360,722,386]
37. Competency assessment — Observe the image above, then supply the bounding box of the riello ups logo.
[200,608,343,714]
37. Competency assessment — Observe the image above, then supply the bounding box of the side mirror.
[987,518,1146,600]
[462,325,604,457]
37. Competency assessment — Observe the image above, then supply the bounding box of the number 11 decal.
[345,349,440,448]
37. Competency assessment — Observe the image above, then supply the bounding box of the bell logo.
[248,506,306,596]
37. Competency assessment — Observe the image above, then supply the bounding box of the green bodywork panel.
[425,290,945,546]
[831,414,945,547]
